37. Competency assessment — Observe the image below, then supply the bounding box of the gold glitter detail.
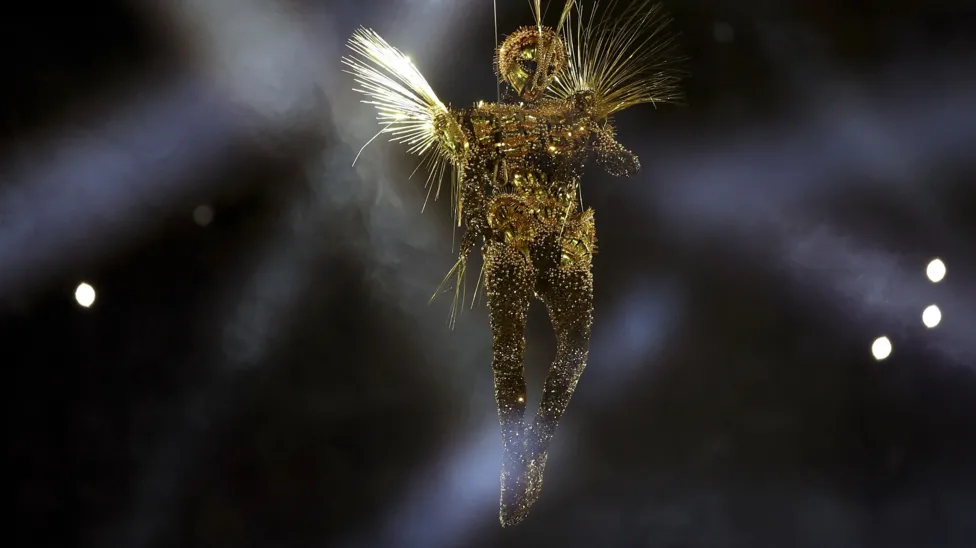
[345,0,681,528]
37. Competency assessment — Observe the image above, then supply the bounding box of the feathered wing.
[342,28,467,221]
[547,0,683,117]
[344,28,477,326]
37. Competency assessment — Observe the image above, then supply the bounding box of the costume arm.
[462,175,487,230]
[593,122,641,177]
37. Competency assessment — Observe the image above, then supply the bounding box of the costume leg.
[484,240,535,527]
[534,265,593,445]
[523,259,594,508]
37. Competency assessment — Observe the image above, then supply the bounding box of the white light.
[75,283,96,308]
[922,304,942,328]
[871,336,892,361]
[926,258,946,283]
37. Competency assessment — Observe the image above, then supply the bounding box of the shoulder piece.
[546,0,684,117]
[342,28,468,218]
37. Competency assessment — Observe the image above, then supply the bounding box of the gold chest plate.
[469,102,591,161]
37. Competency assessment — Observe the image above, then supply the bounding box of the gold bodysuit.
[456,93,638,525]
[344,0,681,527]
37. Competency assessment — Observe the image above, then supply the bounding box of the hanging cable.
[494,0,500,101]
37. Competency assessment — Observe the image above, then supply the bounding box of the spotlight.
[926,258,946,283]
[922,304,942,328]
[871,336,892,361]
[75,282,96,308]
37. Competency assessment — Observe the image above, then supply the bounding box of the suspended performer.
[343,0,683,527]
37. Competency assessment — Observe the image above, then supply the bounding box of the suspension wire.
[494,0,500,101]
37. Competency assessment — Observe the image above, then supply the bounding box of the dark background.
[6,1,976,547]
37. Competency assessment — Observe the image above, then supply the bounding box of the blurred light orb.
[922,304,942,328]
[871,336,892,361]
[194,205,214,227]
[713,22,734,43]
[75,283,96,308]
[926,258,946,283]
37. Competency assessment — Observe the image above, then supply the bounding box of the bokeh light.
[871,336,892,360]
[927,258,946,283]
[922,304,942,328]
[193,205,214,227]
[75,282,96,308]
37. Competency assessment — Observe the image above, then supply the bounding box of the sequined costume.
[343,0,681,527]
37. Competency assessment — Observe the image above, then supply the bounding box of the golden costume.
[343,0,681,526]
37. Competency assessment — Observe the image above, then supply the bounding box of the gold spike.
[343,27,466,219]
[546,0,684,116]
[470,258,486,309]
[555,0,575,32]
[430,253,470,329]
